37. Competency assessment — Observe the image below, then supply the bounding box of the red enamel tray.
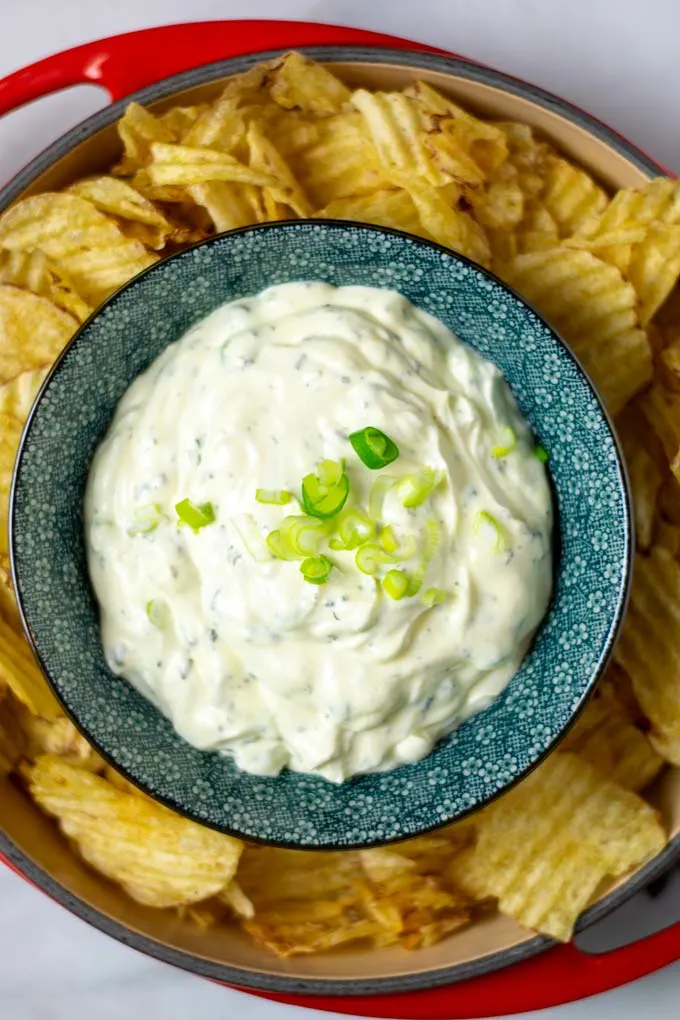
[1,19,679,1019]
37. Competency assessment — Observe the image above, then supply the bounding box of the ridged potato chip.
[500,248,651,414]
[0,685,28,775]
[293,111,390,206]
[639,385,680,482]
[619,419,664,550]
[68,176,173,250]
[563,690,664,791]
[157,104,210,141]
[186,182,258,232]
[0,248,91,323]
[615,549,680,764]
[146,142,275,189]
[246,121,312,217]
[0,584,61,719]
[0,367,48,423]
[0,286,78,382]
[270,52,351,115]
[407,182,491,266]
[28,755,243,907]
[317,189,424,235]
[450,753,666,941]
[115,102,175,175]
[628,224,680,326]
[659,332,680,391]
[22,714,105,772]
[541,156,608,236]
[0,412,21,566]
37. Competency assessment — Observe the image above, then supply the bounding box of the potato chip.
[628,224,680,326]
[472,170,524,231]
[541,157,608,237]
[639,384,680,481]
[407,182,491,266]
[68,176,173,251]
[28,755,243,907]
[0,367,48,423]
[0,411,21,565]
[146,142,275,191]
[0,248,92,323]
[0,584,61,719]
[404,82,508,175]
[270,52,351,116]
[659,332,680,391]
[0,685,28,775]
[22,714,105,772]
[293,111,390,206]
[115,102,175,174]
[246,121,312,217]
[157,104,210,141]
[181,60,282,152]
[58,245,156,305]
[317,189,424,235]
[450,752,665,941]
[657,472,680,524]
[0,286,78,382]
[184,182,256,232]
[563,690,664,791]
[654,519,680,557]
[500,248,651,414]
[219,879,255,919]
[619,424,663,549]
[615,549,680,764]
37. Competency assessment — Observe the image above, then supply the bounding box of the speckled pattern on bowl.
[10,220,632,848]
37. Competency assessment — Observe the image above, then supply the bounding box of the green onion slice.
[355,535,417,575]
[422,587,448,607]
[329,509,375,551]
[301,461,349,519]
[475,510,507,552]
[406,518,442,596]
[145,600,167,628]
[231,514,271,562]
[255,488,293,505]
[267,516,330,560]
[349,427,400,469]
[492,427,517,458]
[127,503,162,537]
[300,554,333,585]
[368,474,399,520]
[382,569,409,600]
[175,498,215,533]
[534,444,549,463]
[379,525,418,561]
[398,468,443,509]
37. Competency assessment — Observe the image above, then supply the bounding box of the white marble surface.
[1,1,680,1017]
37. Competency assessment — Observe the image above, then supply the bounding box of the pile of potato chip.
[1,52,680,957]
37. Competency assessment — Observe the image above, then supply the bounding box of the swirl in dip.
[85,283,553,782]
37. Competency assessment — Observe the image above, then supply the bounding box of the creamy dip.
[85,283,552,782]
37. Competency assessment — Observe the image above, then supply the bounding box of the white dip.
[85,283,552,782]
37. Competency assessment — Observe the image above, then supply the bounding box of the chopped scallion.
[422,587,448,607]
[492,427,517,458]
[255,488,293,505]
[349,427,400,469]
[127,503,162,537]
[300,554,333,585]
[398,468,443,508]
[301,461,350,519]
[534,444,549,463]
[382,569,409,600]
[475,510,506,552]
[175,498,215,533]
[329,509,375,551]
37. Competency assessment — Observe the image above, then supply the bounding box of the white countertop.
[1,2,679,1018]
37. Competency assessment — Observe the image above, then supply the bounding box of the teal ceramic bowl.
[10,221,632,849]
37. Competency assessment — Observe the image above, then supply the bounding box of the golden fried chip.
[115,102,175,174]
[21,714,104,772]
[659,332,680,391]
[500,248,651,414]
[658,473,680,523]
[615,549,680,764]
[628,224,680,326]
[68,176,173,251]
[517,202,560,253]
[57,244,156,305]
[0,585,61,719]
[317,189,423,235]
[450,752,665,941]
[181,60,282,152]
[654,519,680,556]
[0,368,48,424]
[407,182,491,266]
[238,830,470,958]
[472,169,524,231]
[639,385,680,482]
[146,142,275,190]
[270,52,351,115]
[186,182,258,232]
[157,104,211,140]
[0,286,78,382]
[293,111,389,206]
[29,755,243,907]
[0,685,28,775]
[0,412,21,566]
[404,81,508,175]
[619,424,663,550]
[0,248,91,323]
[246,121,312,217]
[563,690,664,791]
[541,156,608,237]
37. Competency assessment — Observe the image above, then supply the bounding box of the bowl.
[10,218,632,849]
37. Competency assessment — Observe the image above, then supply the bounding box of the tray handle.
[248,920,680,1018]
[0,19,447,116]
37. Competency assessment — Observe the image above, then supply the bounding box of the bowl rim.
[10,217,634,850]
